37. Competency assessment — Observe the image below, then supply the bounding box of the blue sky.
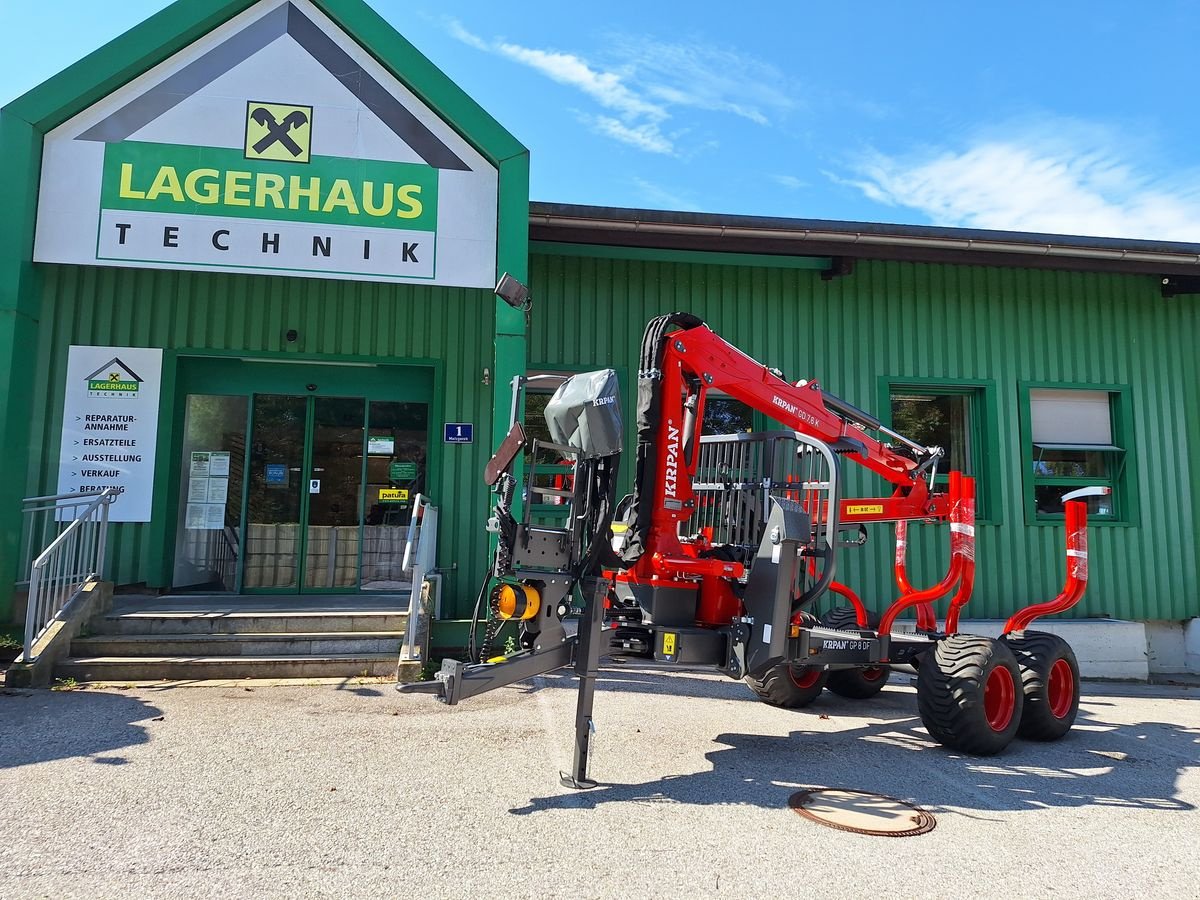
[3,0,1199,241]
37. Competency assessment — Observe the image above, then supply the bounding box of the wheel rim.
[1047,658,1074,718]
[861,667,886,682]
[789,666,822,689]
[983,665,1016,732]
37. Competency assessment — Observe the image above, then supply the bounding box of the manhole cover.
[788,789,935,836]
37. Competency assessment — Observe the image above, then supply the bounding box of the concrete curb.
[4,580,113,688]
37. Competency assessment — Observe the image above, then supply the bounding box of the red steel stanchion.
[943,475,977,635]
[1003,487,1107,634]
[880,472,970,639]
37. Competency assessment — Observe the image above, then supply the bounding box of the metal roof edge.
[528,201,1200,275]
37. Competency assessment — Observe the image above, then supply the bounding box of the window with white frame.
[1029,388,1123,518]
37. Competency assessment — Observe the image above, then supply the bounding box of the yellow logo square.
[245,101,313,163]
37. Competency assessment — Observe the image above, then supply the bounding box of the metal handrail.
[400,495,438,660]
[23,488,116,660]
[23,490,108,504]
[18,491,114,588]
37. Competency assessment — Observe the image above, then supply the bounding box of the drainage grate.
[788,789,936,837]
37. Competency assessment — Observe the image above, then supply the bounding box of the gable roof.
[85,358,144,383]
[76,2,470,170]
[3,0,525,168]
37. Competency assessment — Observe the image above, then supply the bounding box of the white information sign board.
[56,346,164,522]
[32,0,498,288]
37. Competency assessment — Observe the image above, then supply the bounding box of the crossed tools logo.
[85,357,143,397]
[244,101,313,163]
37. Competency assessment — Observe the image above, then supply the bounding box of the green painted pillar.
[490,154,531,457]
[0,111,45,623]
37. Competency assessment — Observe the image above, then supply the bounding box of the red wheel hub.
[1047,658,1074,718]
[983,664,1016,732]
[789,666,822,689]
[860,667,886,682]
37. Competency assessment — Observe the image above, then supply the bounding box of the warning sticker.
[846,504,885,515]
[662,633,677,656]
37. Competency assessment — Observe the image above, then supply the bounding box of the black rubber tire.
[744,664,828,708]
[917,634,1024,756]
[820,606,876,631]
[820,606,891,699]
[1002,631,1081,741]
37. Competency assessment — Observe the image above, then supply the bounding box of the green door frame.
[169,356,433,594]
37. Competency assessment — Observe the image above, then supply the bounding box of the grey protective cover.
[544,369,623,458]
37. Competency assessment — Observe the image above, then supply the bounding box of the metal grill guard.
[692,431,839,581]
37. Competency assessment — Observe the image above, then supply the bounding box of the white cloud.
[588,116,673,155]
[772,174,807,190]
[448,20,671,152]
[612,35,796,126]
[492,43,665,122]
[445,19,489,52]
[632,177,701,211]
[844,126,1200,241]
[445,21,792,156]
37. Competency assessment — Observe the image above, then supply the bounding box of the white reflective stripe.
[950,523,975,536]
[1066,549,1088,559]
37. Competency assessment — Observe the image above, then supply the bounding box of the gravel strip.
[1,668,1197,898]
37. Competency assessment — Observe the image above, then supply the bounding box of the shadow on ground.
[512,673,1200,817]
[0,688,161,769]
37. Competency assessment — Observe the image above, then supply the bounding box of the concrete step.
[97,610,409,636]
[71,632,405,658]
[57,653,402,682]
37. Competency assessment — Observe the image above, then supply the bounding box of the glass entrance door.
[239,394,429,592]
[242,395,364,592]
[305,397,366,589]
[244,395,311,590]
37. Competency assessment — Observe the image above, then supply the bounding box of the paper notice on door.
[208,452,231,477]
[185,503,207,530]
[188,476,210,502]
[190,452,210,477]
[206,477,229,504]
[203,503,225,530]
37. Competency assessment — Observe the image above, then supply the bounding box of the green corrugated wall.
[25,252,1200,624]
[529,250,1200,623]
[28,264,494,617]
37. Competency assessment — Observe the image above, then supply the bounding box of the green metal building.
[2,0,1197,671]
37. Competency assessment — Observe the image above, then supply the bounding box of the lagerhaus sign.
[33,0,498,287]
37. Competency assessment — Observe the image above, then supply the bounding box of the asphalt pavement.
[1,667,1198,898]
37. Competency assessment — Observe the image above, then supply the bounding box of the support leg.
[560,577,609,789]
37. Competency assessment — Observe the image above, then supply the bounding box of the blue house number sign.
[444,423,473,444]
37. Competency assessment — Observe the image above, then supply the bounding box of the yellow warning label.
[379,488,409,503]
[662,633,677,656]
[847,504,885,515]
[245,101,313,163]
